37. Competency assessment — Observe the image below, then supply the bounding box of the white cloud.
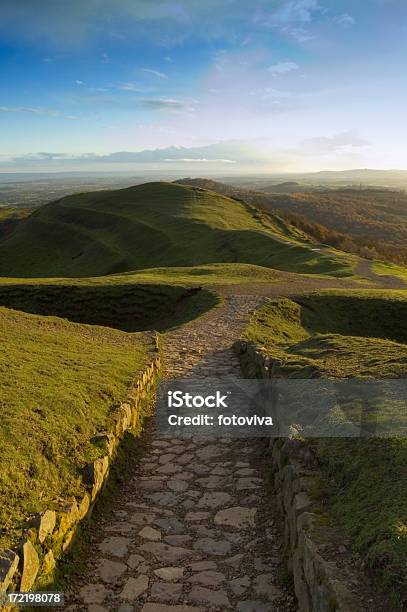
[164,158,236,163]
[118,82,143,92]
[142,98,196,112]
[75,80,85,85]
[268,61,299,76]
[335,13,355,27]
[271,0,326,24]
[142,68,168,79]
[302,131,369,153]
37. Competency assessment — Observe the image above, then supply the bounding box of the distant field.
[0,181,355,278]
[243,290,407,601]
[0,307,154,548]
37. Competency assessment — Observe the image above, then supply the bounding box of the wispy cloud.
[302,131,369,153]
[0,106,79,120]
[7,141,256,166]
[164,158,236,163]
[256,0,325,42]
[118,82,143,92]
[142,68,168,79]
[335,13,356,27]
[75,80,85,85]
[142,98,195,112]
[268,61,299,76]
[271,0,326,24]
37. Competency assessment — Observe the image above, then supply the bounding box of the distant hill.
[178,178,407,265]
[0,181,351,278]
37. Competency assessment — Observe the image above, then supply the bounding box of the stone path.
[67,296,297,611]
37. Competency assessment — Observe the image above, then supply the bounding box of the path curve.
[354,260,406,289]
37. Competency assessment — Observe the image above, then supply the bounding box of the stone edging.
[235,339,373,612]
[0,333,162,604]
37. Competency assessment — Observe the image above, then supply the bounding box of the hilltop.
[0,181,352,278]
[178,178,407,265]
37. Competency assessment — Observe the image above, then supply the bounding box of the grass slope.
[0,307,154,548]
[0,182,353,278]
[0,281,219,332]
[243,290,407,602]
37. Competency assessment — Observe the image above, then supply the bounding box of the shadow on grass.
[0,283,220,332]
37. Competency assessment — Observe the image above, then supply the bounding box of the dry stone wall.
[0,334,162,605]
[235,339,373,612]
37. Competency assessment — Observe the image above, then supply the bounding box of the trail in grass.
[355,260,406,289]
[67,296,296,612]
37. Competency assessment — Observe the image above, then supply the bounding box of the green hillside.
[242,290,407,600]
[0,307,153,548]
[0,181,353,278]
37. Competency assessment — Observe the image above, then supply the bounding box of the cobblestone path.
[68,297,297,611]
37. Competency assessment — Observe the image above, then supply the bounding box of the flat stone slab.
[189,561,218,571]
[99,537,131,558]
[189,586,230,608]
[141,605,202,612]
[185,512,210,521]
[127,553,146,569]
[165,535,192,546]
[156,463,183,475]
[176,471,194,480]
[154,517,185,534]
[154,566,185,581]
[196,476,227,489]
[97,559,127,583]
[167,479,189,492]
[79,584,108,605]
[214,507,257,529]
[175,453,195,465]
[237,602,275,612]
[198,492,232,508]
[139,542,195,563]
[230,575,251,596]
[196,446,224,460]
[223,553,244,569]
[236,477,262,490]
[187,570,226,586]
[159,453,177,464]
[139,526,162,541]
[193,538,232,557]
[146,492,179,507]
[130,512,156,525]
[150,581,183,601]
[120,575,149,600]
[235,468,258,476]
[211,466,231,475]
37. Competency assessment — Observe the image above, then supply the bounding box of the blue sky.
[1,0,407,172]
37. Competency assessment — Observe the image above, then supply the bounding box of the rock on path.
[66,297,296,611]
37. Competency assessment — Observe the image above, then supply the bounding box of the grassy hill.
[0,307,154,548]
[242,290,407,602]
[178,178,407,266]
[0,181,354,278]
